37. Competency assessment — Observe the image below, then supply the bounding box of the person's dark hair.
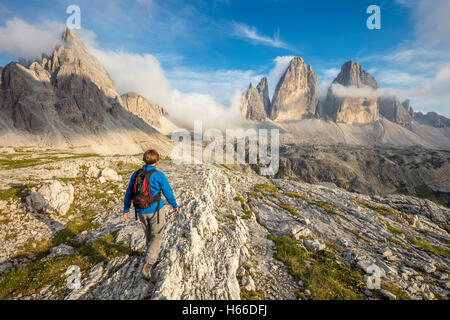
[143,149,160,165]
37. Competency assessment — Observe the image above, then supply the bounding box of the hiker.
[123,149,178,280]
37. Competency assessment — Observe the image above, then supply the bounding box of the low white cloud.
[90,48,246,129]
[0,18,65,60]
[232,23,290,49]
[167,67,260,103]
[330,84,378,98]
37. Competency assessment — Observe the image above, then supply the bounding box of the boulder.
[100,168,121,182]
[380,289,396,300]
[86,166,101,179]
[46,244,74,259]
[303,239,325,251]
[26,180,74,215]
[290,225,312,240]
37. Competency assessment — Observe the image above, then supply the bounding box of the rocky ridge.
[120,92,178,135]
[0,150,448,300]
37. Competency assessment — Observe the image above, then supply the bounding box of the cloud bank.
[90,47,246,129]
[0,18,65,59]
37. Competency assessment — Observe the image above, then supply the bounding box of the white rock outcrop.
[26,180,74,215]
[100,168,121,182]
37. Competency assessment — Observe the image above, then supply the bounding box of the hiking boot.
[142,263,152,280]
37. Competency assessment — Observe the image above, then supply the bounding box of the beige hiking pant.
[137,206,167,265]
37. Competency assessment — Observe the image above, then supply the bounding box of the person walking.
[123,149,178,280]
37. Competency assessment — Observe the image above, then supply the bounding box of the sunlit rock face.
[241,77,270,121]
[270,57,318,121]
[322,60,379,124]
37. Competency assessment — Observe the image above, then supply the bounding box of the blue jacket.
[123,165,178,214]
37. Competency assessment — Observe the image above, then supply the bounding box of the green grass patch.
[313,200,340,216]
[354,199,406,218]
[433,218,450,233]
[372,283,411,300]
[234,193,253,219]
[387,237,411,252]
[409,237,450,258]
[233,194,245,209]
[0,233,137,299]
[254,183,281,199]
[284,191,308,200]
[0,153,99,170]
[248,191,262,199]
[386,223,406,236]
[0,184,36,203]
[242,210,253,220]
[279,202,298,216]
[240,289,265,300]
[344,228,372,244]
[268,235,365,300]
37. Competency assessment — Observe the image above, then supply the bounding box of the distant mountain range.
[0,28,448,153]
[241,57,449,129]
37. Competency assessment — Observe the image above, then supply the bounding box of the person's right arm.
[123,172,137,220]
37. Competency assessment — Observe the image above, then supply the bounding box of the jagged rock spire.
[270,57,318,121]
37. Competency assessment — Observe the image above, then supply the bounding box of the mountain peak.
[334,60,378,89]
[270,56,318,121]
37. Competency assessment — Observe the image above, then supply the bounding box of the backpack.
[132,169,162,222]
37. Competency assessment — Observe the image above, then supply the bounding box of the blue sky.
[0,0,449,117]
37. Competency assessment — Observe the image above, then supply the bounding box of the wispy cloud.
[231,22,291,49]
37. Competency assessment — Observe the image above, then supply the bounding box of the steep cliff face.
[241,77,271,121]
[120,92,177,135]
[0,28,173,154]
[402,100,414,118]
[257,77,271,117]
[323,61,379,124]
[241,84,267,121]
[378,96,413,127]
[270,57,318,121]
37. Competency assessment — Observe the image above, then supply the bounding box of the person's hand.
[123,212,130,221]
[173,207,179,214]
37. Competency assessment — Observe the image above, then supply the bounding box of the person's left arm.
[158,172,178,209]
